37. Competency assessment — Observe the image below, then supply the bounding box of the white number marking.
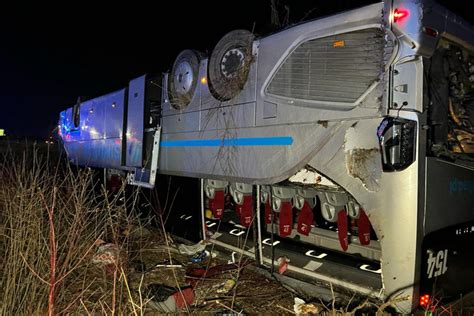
[427,249,448,279]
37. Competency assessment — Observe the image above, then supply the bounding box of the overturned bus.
[58,0,474,312]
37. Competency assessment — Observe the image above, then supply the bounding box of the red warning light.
[393,8,409,23]
[420,294,430,306]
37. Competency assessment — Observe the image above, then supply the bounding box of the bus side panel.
[420,158,474,301]
[421,221,474,301]
[126,75,146,168]
[61,89,126,169]
[424,158,474,235]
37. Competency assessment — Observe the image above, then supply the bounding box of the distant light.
[393,8,409,23]
[112,102,116,108]
[0,129,4,137]
[201,76,208,85]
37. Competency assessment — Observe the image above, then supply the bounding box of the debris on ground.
[92,242,121,275]
[92,243,120,266]
[191,249,209,263]
[149,295,177,312]
[294,297,321,315]
[147,283,178,302]
[119,225,298,314]
[178,240,207,255]
[146,284,195,312]
[277,256,290,274]
[172,287,195,308]
[216,279,236,294]
[41,219,295,314]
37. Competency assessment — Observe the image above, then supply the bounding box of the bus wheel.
[169,49,203,110]
[208,29,254,101]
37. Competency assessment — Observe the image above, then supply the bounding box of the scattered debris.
[277,256,290,274]
[216,279,237,294]
[92,243,120,265]
[92,243,121,274]
[147,283,178,302]
[178,240,207,255]
[148,294,177,312]
[191,250,209,263]
[154,263,183,268]
[172,287,195,309]
[293,297,320,315]
[146,284,194,312]
[150,258,184,270]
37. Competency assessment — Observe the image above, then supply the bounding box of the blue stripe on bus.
[160,136,293,147]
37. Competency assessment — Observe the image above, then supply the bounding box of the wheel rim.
[173,61,194,95]
[220,48,245,79]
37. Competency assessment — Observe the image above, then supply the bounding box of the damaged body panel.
[344,123,383,192]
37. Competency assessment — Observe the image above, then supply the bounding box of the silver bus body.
[59,0,474,312]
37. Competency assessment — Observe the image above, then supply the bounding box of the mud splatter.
[345,148,381,192]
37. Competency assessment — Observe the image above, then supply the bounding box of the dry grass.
[0,145,150,315]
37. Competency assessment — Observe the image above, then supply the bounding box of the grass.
[0,144,150,315]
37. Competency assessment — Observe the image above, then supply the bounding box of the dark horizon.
[0,0,471,138]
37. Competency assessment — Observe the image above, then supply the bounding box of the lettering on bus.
[449,178,474,195]
[427,249,448,279]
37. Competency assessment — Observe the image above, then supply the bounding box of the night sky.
[0,1,471,138]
